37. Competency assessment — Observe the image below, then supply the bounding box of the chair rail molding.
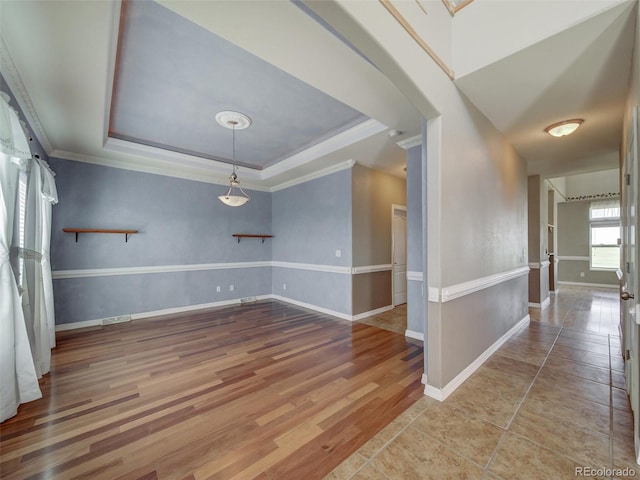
[428,266,530,303]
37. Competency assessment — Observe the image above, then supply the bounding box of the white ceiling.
[0,0,637,187]
[0,0,421,189]
[454,1,637,178]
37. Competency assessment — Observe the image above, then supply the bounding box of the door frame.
[621,104,639,464]
[391,204,407,307]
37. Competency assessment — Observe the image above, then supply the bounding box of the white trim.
[428,287,440,302]
[271,261,351,275]
[55,294,397,330]
[528,296,551,309]
[423,314,530,401]
[439,266,529,303]
[352,305,394,321]
[53,260,400,279]
[270,160,356,192]
[55,295,272,331]
[528,261,550,269]
[53,261,271,280]
[130,295,272,320]
[51,149,257,189]
[56,319,103,331]
[351,264,392,274]
[261,119,387,179]
[557,256,590,261]
[405,329,424,341]
[0,36,53,153]
[407,271,423,282]
[396,134,422,150]
[270,294,351,321]
[558,281,619,289]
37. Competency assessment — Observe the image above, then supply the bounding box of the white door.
[621,105,639,465]
[392,207,407,306]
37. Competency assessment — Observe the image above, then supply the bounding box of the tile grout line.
[483,322,564,475]
[344,402,430,480]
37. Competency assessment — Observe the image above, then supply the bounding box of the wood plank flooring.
[0,300,424,480]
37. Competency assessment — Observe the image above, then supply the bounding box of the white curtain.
[0,93,42,422]
[22,158,58,377]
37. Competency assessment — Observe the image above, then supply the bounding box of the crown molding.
[269,159,356,192]
[396,134,422,150]
[0,35,53,153]
[102,137,260,179]
[50,149,269,192]
[261,119,386,179]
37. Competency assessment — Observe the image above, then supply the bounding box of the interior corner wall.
[406,144,423,335]
[272,168,353,316]
[351,164,406,316]
[557,200,618,286]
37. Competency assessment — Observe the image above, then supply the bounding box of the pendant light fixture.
[216,111,252,207]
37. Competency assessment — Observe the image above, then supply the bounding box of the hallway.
[326,286,637,479]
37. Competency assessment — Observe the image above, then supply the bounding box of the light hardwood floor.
[0,301,424,480]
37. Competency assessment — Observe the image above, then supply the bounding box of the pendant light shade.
[216,111,252,207]
[218,165,251,207]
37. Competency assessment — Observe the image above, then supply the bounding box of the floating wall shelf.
[63,228,138,243]
[232,234,273,244]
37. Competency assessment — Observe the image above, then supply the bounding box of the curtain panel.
[0,93,42,422]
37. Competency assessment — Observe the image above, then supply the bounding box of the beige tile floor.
[326,286,638,480]
[357,304,407,335]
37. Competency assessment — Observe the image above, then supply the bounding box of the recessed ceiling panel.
[109,0,368,170]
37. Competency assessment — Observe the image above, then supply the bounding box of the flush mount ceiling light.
[216,111,252,207]
[544,119,584,138]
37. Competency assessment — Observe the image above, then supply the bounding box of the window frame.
[588,200,620,271]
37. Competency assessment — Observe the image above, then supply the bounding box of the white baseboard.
[558,281,619,289]
[270,294,352,320]
[542,296,550,309]
[422,314,530,402]
[405,329,424,341]
[56,319,103,331]
[271,294,394,322]
[55,295,271,331]
[352,305,394,321]
[55,295,395,331]
[528,296,550,309]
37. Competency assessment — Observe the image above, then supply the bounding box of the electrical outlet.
[216,286,221,293]
[580,272,585,278]
[229,284,234,292]
[283,283,287,290]
[335,249,341,257]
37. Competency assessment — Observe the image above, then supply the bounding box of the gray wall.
[426,92,529,389]
[351,164,406,267]
[49,157,273,324]
[271,168,353,315]
[351,164,406,315]
[557,200,618,286]
[406,145,423,335]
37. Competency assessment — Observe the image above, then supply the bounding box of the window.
[589,200,620,271]
[16,169,28,290]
